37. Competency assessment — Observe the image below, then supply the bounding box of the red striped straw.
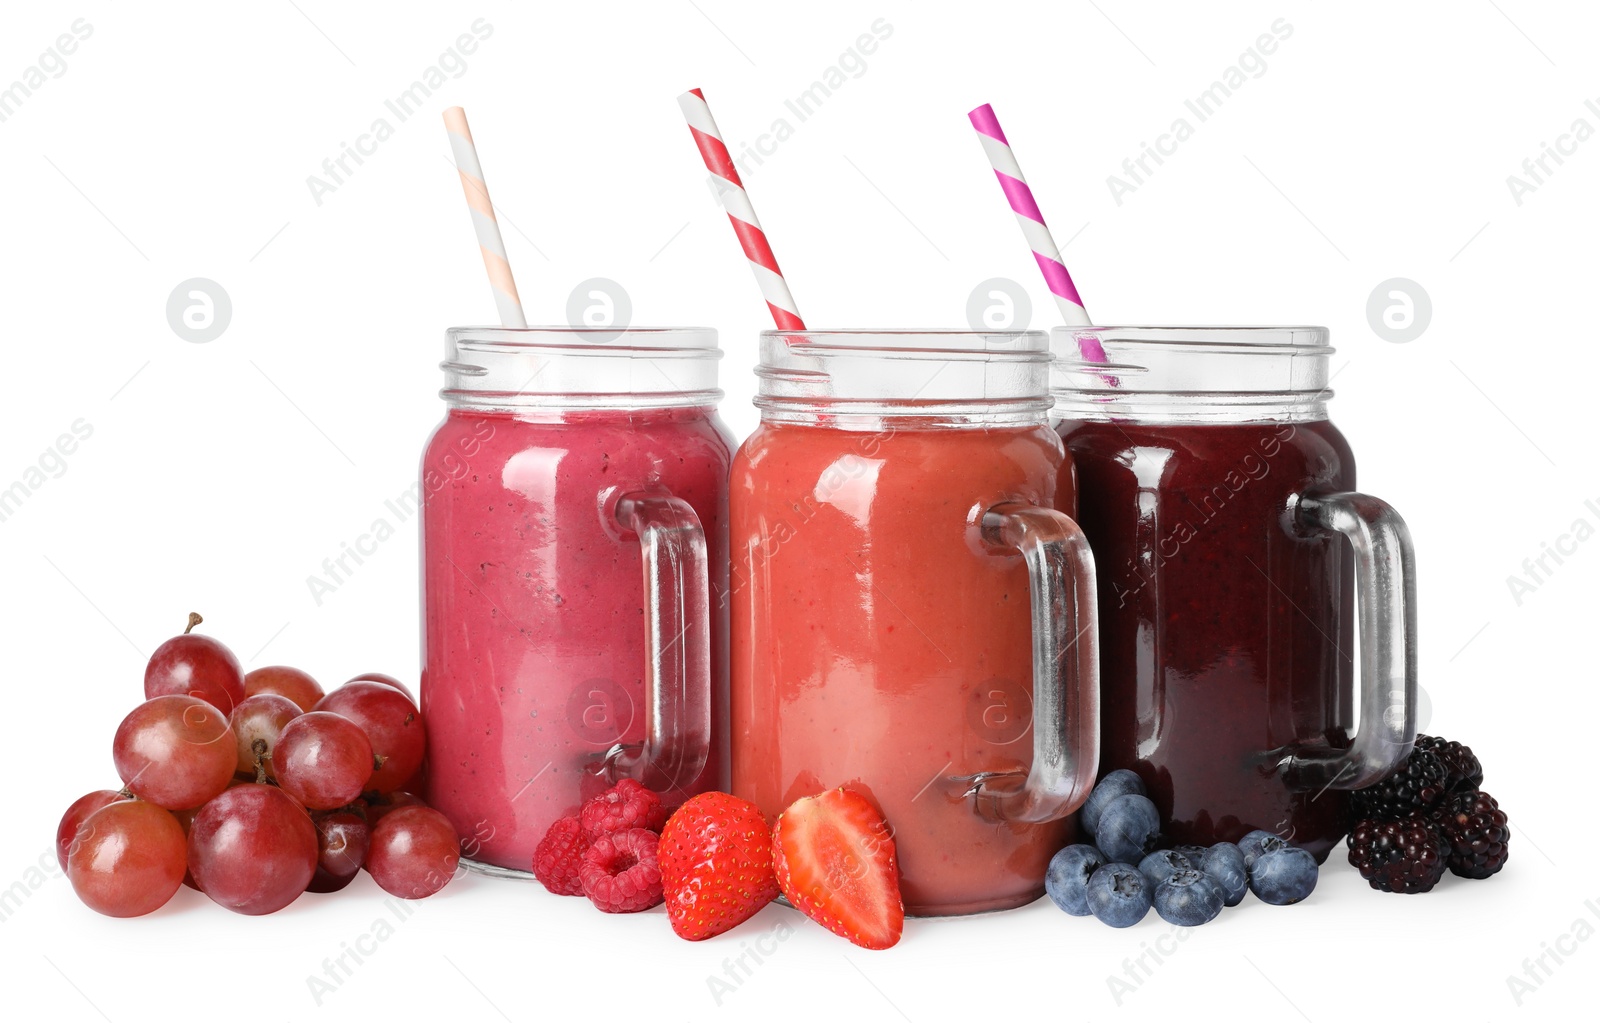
[968,103,1109,364]
[678,88,806,331]
[442,107,527,328]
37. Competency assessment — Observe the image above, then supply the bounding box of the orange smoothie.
[730,419,1080,915]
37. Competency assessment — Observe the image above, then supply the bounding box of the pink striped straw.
[678,88,806,331]
[968,103,1108,363]
[442,107,526,328]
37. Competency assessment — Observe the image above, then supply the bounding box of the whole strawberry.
[659,792,779,941]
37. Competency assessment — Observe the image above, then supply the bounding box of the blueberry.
[1171,844,1209,863]
[1152,868,1225,927]
[1085,863,1152,928]
[1138,849,1192,890]
[1200,842,1249,907]
[1237,829,1288,870]
[1045,844,1107,916]
[1079,769,1146,839]
[1250,845,1319,906]
[1094,793,1161,864]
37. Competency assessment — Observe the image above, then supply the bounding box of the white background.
[1,1,1595,1019]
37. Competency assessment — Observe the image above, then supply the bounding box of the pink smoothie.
[420,405,733,870]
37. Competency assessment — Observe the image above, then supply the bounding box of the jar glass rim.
[761,328,1049,362]
[449,325,721,357]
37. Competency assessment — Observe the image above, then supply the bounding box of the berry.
[1171,844,1209,863]
[581,777,667,838]
[659,791,779,940]
[67,800,187,918]
[1351,746,1449,820]
[1085,863,1151,928]
[188,783,318,914]
[112,695,237,810]
[532,815,590,897]
[229,693,301,778]
[1153,868,1224,926]
[56,790,126,872]
[308,811,371,893]
[1237,829,1287,870]
[1044,844,1106,917]
[1250,845,1319,905]
[273,711,375,811]
[580,827,663,914]
[1413,734,1484,794]
[773,787,903,950]
[316,682,426,794]
[1347,815,1448,894]
[243,665,325,713]
[143,612,245,714]
[1200,842,1249,907]
[1094,793,1161,864]
[1080,769,1145,838]
[368,806,460,899]
[1434,789,1509,879]
[1138,849,1192,890]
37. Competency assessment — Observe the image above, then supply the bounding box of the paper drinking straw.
[968,104,1110,365]
[442,107,527,328]
[678,88,806,331]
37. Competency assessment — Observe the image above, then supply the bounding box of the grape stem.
[184,611,203,634]
[252,738,271,785]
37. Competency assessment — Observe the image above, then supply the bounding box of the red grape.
[55,790,126,871]
[366,791,424,824]
[348,672,416,706]
[316,682,425,794]
[113,695,237,809]
[188,783,317,914]
[143,612,244,713]
[67,800,187,917]
[229,693,301,777]
[273,711,374,810]
[308,812,371,893]
[366,806,459,899]
[243,665,324,713]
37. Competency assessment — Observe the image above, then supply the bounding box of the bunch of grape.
[57,613,461,918]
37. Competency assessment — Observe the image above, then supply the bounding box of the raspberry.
[1413,734,1484,795]
[1346,814,1448,894]
[580,828,664,914]
[1351,747,1449,820]
[1433,789,1510,879]
[580,778,667,838]
[531,816,589,896]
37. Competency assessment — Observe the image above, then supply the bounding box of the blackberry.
[1346,815,1448,894]
[1413,734,1484,794]
[1351,747,1449,820]
[1433,789,1510,879]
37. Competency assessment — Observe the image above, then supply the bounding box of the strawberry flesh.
[773,787,903,950]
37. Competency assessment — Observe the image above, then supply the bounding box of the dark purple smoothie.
[1057,418,1356,860]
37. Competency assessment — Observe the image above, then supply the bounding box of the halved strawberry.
[659,792,779,941]
[772,787,903,950]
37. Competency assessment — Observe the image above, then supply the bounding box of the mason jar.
[730,329,1100,915]
[1053,326,1418,860]
[421,327,732,874]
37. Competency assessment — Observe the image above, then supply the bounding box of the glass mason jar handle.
[1284,491,1418,791]
[606,492,712,795]
[965,502,1101,824]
